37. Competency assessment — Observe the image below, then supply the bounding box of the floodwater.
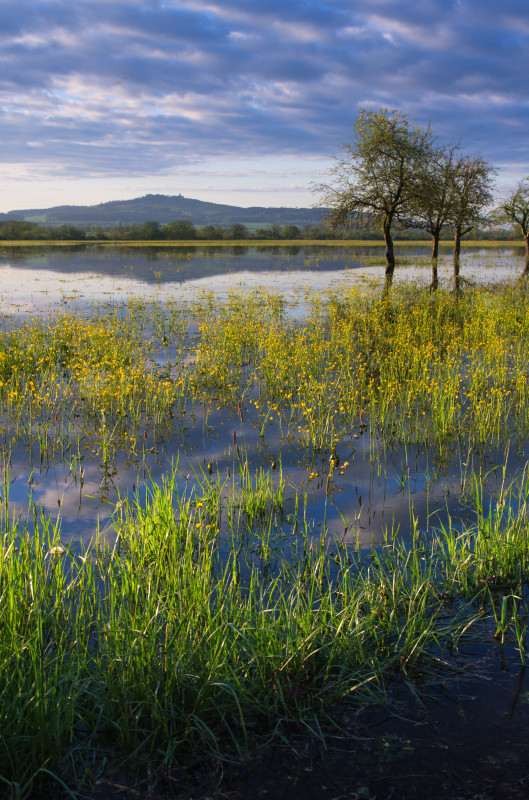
[216,638,529,800]
[3,243,529,798]
[1,242,528,548]
[0,241,525,315]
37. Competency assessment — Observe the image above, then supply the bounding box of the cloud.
[0,0,528,208]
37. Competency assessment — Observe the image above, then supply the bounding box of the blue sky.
[1,0,528,211]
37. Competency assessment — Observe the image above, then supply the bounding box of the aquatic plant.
[2,462,529,797]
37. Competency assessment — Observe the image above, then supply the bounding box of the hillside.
[0,194,327,228]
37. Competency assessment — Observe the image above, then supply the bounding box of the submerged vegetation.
[2,274,529,795]
[2,279,529,459]
[2,465,529,797]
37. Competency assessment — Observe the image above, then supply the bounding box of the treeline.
[0,217,521,243]
[0,218,336,241]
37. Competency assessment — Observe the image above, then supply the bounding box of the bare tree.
[494,178,529,275]
[315,108,435,288]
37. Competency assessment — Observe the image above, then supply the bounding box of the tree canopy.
[316,108,435,282]
[494,178,529,274]
[410,143,459,260]
[315,107,503,289]
[410,146,496,289]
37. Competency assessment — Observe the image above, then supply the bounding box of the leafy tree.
[447,155,496,289]
[316,108,435,284]
[256,223,283,240]
[196,224,216,239]
[125,220,163,240]
[54,224,86,240]
[410,143,460,288]
[228,223,248,239]
[163,219,196,240]
[197,224,225,240]
[108,223,130,240]
[86,226,110,241]
[494,178,529,275]
[0,220,48,240]
[282,224,300,239]
[302,223,339,240]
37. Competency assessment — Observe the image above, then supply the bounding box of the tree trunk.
[381,274,393,302]
[431,233,439,261]
[429,232,440,291]
[430,258,439,292]
[383,216,395,282]
[453,225,461,292]
[524,235,529,276]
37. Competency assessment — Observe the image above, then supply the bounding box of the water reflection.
[0,242,527,548]
[0,243,525,315]
[2,400,524,555]
[1,241,528,794]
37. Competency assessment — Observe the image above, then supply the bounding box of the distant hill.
[0,194,327,228]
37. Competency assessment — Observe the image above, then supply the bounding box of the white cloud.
[0,0,528,209]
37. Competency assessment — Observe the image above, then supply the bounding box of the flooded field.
[1,242,529,799]
[0,241,525,314]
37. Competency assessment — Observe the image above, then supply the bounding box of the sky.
[1,0,529,212]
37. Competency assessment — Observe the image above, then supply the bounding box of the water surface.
[0,242,524,315]
[2,242,529,796]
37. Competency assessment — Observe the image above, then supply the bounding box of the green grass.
[2,460,529,797]
[2,273,529,795]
